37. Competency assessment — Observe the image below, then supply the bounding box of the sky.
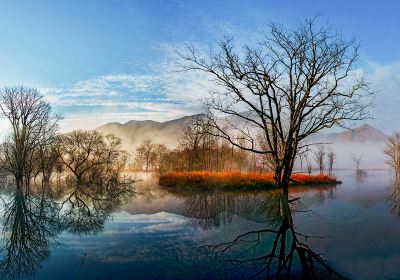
[0,0,399,132]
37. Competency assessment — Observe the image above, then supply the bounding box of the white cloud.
[39,59,215,131]
[38,44,400,134]
[366,60,400,133]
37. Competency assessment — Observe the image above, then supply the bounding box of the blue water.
[0,170,398,279]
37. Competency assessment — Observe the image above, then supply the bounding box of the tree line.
[131,115,338,175]
[0,86,133,190]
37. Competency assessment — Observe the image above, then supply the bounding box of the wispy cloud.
[366,60,400,133]
[39,43,400,134]
[40,56,215,131]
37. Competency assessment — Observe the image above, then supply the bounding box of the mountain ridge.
[95,115,388,151]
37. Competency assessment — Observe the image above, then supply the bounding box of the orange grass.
[159,171,338,190]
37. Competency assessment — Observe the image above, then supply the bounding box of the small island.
[159,171,340,191]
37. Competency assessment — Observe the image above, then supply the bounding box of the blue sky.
[0,0,399,132]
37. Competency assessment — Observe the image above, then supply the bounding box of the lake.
[0,170,398,279]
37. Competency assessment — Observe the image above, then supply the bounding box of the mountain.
[310,124,388,143]
[96,113,388,152]
[95,115,199,150]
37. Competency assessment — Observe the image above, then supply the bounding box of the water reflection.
[0,170,392,279]
[0,176,135,279]
[166,186,336,231]
[390,174,400,218]
[59,177,134,235]
[0,187,61,279]
[166,185,347,279]
[356,169,368,184]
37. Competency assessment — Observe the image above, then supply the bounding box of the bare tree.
[135,139,156,171]
[56,130,124,184]
[384,132,400,176]
[314,145,326,174]
[178,116,204,171]
[351,154,363,170]
[302,151,313,174]
[327,148,336,175]
[153,144,169,175]
[179,18,371,193]
[0,87,60,189]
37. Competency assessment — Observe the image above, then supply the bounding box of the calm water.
[0,170,398,279]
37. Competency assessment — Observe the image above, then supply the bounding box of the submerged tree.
[179,18,371,193]
[0,87,60,189]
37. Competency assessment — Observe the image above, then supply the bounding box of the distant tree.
[135,139,156,171]
[303,152,313,175]
[314,146,326,174]
[306,161,313,175]
[0,87,60,188]
[351,154,363,170]
[327,148,336,175]
[153,144,170,174]
[234,137,249,172]
[179,116,204,171]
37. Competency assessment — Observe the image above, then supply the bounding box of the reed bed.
[159,171,339,190]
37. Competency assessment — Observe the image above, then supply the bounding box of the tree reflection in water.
[0,187,61,279]
[172,185,348,279]
[59,176,134,235]
[0,175,135,279]
[390,174,400,219]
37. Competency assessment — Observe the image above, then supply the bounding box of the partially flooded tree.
[56,130,125,184]
[384,132,400,175]
[179,18,371,193]
[0,87,60,189]
[351,154,363,170]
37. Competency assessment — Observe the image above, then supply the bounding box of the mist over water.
[296,142,388,171]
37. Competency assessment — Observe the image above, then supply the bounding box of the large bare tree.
[179,19,372,193]
[0,87,60,189]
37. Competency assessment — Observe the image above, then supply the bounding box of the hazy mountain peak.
[96,114,388,152]
[311,123,388,143]
[95,115,197,150]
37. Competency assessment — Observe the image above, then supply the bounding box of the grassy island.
[159,171,341,191]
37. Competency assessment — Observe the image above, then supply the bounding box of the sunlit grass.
[159,171,338,190]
